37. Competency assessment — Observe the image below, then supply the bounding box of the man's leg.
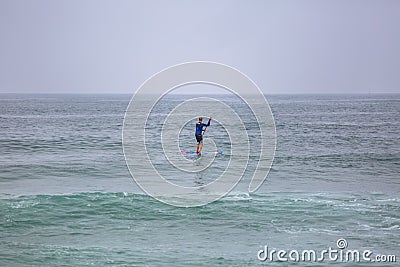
[197,141,203,154]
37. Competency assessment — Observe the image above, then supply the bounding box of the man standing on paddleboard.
[195,116,212,155]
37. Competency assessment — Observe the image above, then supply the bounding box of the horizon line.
[0,92,399,95]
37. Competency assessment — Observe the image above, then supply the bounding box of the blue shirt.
[195,120,211,135]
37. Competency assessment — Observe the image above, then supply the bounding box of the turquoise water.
[1,94,399,266]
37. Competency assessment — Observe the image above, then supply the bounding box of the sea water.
[1,94,399,266]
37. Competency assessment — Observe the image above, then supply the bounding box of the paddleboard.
[178,151,222,155]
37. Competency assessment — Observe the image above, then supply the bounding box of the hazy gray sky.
[0,0,399,94]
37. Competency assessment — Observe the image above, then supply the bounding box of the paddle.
[202,116,212,136]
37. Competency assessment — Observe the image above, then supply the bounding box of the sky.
[0,0,399,94]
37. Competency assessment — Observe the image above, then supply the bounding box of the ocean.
[0,93,399,266]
